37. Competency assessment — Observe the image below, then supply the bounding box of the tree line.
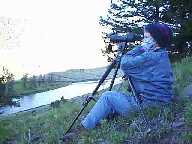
[21,73,58,89]
[0,68,59,106]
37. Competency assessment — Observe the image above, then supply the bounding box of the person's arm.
[120,52,150,71]
[126,45,145,56]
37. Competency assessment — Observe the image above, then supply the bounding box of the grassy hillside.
[173,56,192,96]
[0,57,192,143]
[48,66,123,82]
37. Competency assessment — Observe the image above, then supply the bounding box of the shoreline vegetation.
[0,57,192,143]
[14,67,121,97]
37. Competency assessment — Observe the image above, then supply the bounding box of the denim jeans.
[81,91,143,129]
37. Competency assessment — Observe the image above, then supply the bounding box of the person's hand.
[85,95,94,102]
[83,95,96,106]
[122,75,128,80]
[117,42,126,52]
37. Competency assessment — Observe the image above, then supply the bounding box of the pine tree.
[99,0,192,59]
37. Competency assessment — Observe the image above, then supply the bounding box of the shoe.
[61,132,76,143]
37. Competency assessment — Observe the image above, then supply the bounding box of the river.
[0,78,122,116]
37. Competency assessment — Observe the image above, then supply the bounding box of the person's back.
[121,46,174,103]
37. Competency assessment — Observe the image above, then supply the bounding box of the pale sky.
[0,0,110,79]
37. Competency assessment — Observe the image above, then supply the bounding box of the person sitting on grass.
[81,23,174,129]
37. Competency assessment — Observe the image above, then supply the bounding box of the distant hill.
[45,67,123,83]
[12,67,123,97]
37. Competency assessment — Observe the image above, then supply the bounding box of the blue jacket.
[120,45,174,103]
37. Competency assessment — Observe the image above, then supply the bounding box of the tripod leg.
[62,101,88,137]
[127,77,152,130]
[62,58,117,139]
[109,58,121,91]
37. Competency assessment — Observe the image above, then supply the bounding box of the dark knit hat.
[144,23,172,48]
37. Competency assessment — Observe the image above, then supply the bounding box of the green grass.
[173,56,192,96]
[184,132,192,143]
[80,120,131,143]
[173,57,192,143]
[0,101,81,143]
[0,57,192,143]
[185,103,192,127]
[183,103,192,144]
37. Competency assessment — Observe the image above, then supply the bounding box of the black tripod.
[62,48,150,139]
[62,51,122,137]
